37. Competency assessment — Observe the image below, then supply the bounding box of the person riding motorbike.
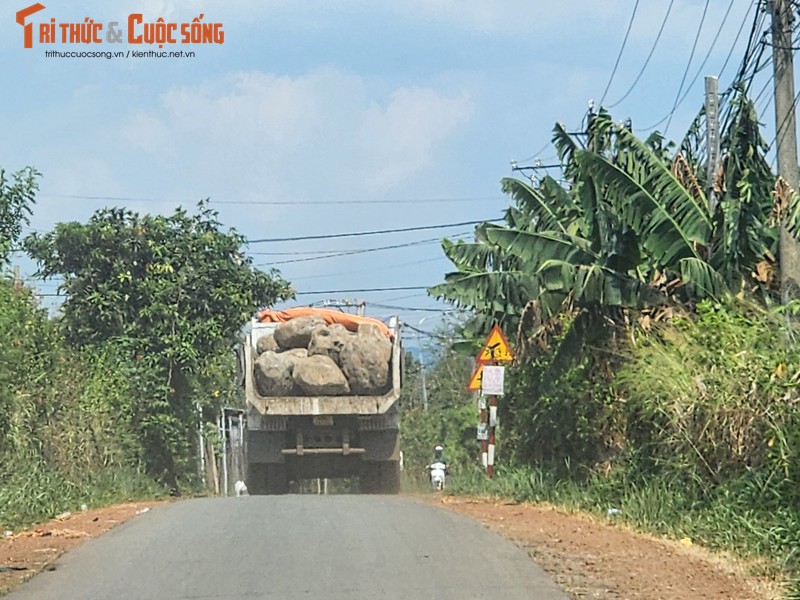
[427,445,449,491]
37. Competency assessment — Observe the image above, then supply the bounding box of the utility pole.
[770,0,800,304]
[12,265,22,293]
[705,76,721,214]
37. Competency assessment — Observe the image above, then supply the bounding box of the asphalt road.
[7,495,568,600]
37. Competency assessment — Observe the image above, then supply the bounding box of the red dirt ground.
[428,496,782,600]
[0,501,164,595]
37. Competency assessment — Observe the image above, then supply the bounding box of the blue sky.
[0,0,781,334]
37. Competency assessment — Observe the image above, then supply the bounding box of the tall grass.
[0,280,164,530]
[408,300,800,596]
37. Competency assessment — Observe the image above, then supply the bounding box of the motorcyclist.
[428,445,449,490]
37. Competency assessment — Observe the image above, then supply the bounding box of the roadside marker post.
[478,396,489,468]
[468,325,513,478]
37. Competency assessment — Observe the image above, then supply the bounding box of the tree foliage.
[0,278,162,529]
[0,167,39,266]
[24,202,293,486]
[431,90,787,335]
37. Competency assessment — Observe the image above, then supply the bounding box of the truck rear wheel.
[359,461,400,494]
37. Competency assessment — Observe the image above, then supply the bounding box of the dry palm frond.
[515,299,567,363]
[771,176,794,226]
[671,153,705,203]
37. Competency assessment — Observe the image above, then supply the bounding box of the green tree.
[431,91,790,334]
[0,166,39,266]
[24,202,293,487]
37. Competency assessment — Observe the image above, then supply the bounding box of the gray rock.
[340,323,392,395]
[253,351,296,396]
[308,324,354,366]
[292,355,351,396]
[273,316,327,350]
[279,348,309,362]
[255,334,279,355]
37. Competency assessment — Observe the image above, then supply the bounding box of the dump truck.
[238,308,402,494]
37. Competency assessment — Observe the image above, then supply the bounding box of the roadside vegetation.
[0,167,292,531]
[415,88,800,598]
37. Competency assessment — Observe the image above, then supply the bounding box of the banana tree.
[432,90,790,331]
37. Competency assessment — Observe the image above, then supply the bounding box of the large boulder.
[255,333,279,355]
[280,348,309,362]
[340,323,392,395]
[273,316,327,350]
[253,351,296,396]
[308,324,354,366]
[292,355,351,396]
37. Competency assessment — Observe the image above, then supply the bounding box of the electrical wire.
[251,232,472,259]
[37,193,505,206]
[766,87,800,163]
[600,0,640,106]
[608,0,675,108]
[379,292,429,303]
[665,0,712,136]
[257,234,474,266]
[247,219,500,244]
[289,256,449,282]
[369,303,450,313]
[514,139,555,164]
[294,286,429,296]
[717,0,757,80]
[41,286,433,298]
[640,0,764,134]
[671,0,738,110]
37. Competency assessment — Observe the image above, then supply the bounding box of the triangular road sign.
[466,363,484,391]
[477,324,514,363]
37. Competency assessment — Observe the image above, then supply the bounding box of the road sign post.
[467,325,514,478]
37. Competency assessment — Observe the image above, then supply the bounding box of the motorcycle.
[428,461,447,491]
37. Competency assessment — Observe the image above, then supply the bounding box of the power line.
[379,292,429,303]
[35,285,433,298]
[599,0,640,106]
[247,219,499,244]
[514,139,555,164]
[250,231,472,257]
[37,193,505,206]
[717,0,757,80]
[640,0,764,134]
[672,0,738,110]
[767,88,800,164]
[728,1,769,89]
[608,0,675,108]
[260,237,466,266]
[665,0,712,136]
[369,303,450,313]
[290,256,449,282]
[294,286,429,296]
[212,197,503,206]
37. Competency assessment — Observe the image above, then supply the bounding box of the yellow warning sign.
[477,324,514,363]
[466,363,484,391]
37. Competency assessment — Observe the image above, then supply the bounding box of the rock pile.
[253,316,392,397]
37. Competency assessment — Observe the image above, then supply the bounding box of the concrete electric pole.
[770,0,800,304]
[705,76,721,214]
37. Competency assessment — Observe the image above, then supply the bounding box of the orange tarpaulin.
[256,307,393,338]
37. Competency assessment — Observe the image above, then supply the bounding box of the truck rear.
[239,308,402,494]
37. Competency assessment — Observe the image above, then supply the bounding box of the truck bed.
[243,316,401,417]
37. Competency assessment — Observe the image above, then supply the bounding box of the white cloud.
[120,68,474,197]
[358,87,473,192]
